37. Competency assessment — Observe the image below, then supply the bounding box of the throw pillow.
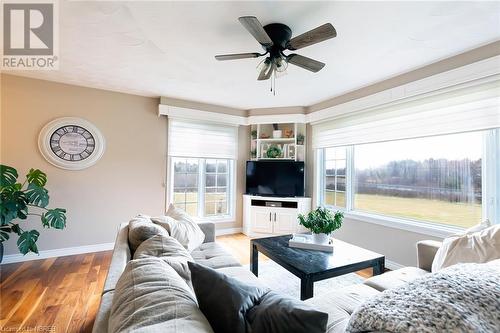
[108,257,213,333]
[152,204,205,252]
[246,291,329,333]
[188,261,269,333]
[133,234,194,287]
[458,219,491,235]
[188,262,328,333]
[128,215,169,252]
[432,224,500,272]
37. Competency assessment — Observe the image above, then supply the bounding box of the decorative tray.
[288,234,334,252]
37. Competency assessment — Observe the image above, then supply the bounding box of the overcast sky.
[354,131,483,169]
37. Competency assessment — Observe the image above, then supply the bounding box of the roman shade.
[312,80,500,149]
[168,119,238,159]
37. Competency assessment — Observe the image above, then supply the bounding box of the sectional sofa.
[92,222,440,333]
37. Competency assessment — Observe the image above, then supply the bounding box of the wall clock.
[38,117,105,170]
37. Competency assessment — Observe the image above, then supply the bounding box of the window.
[171,157,234,219]
[204,159,229,216]
[167,119,238,220]
[319,130,497,229]
[172,158,199,216]
[324,147,347,208]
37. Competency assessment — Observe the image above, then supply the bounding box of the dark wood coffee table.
[250,235,385,300]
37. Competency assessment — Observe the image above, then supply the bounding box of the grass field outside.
[325,192,480,228]
[174,192,228,216]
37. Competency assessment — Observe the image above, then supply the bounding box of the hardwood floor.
[0,233,374,332]
[1,251,112,333]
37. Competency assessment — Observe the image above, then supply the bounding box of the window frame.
[316,129,499,238]
[168,157,236,222]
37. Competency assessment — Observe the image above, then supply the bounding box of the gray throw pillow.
[109,258,213,333]
[128,215,169,252]
[188,261,270,333]
[188,262,328,333]
[246,291,328,333]
[134,234,194,287]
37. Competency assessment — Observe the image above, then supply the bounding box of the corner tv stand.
[242,195,311,236]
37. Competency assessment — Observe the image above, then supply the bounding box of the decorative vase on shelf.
[272,130,282,138]
[313,233,330,244]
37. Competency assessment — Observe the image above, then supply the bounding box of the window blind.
[312,80,500,149]
[168,119,238,159]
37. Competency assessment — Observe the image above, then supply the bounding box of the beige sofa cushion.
[128,215,169,252]
[305,284,379,333]
[108,258,213,333]
[363,266,429,292]
[133,234,194,286]
[432,224,500,272]
[152,204,205,252]
[191,242,241,269]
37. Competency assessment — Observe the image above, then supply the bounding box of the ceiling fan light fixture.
[216,16,337,93]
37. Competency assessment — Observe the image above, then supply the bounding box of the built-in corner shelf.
[250,122,306,162]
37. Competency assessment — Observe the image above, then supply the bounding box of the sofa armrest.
[416,240,442,272]
[198,222,216,243]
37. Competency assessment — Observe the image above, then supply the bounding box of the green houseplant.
[0,165,67,261]
[298,207,344,244]
[296,133,305,145]
[266,145,282,158]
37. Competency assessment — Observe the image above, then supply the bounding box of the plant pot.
[313,233,330,244]
[272,130,282,138]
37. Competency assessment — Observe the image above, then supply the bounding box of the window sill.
[193,216,235,224]
[342,211,464,238]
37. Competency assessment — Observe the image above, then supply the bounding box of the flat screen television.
[246,161,305,197]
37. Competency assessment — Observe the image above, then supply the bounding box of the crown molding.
[159,54,500,126]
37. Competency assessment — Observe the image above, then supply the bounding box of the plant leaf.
[25,183,49,208]
[17,230,40,255]
[26,169,47,187]
[0,165,18,189]
[11,223,22,235]
[0,188,28,225]
[0,225,11,241]
[43,208,67,229]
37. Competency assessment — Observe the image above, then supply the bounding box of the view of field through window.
[324,131,483,228]
[172,158,229,217]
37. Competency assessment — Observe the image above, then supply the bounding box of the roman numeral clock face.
[39,118,105,170]
[50,126,95,161]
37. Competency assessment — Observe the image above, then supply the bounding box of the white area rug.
[244,260,364,299]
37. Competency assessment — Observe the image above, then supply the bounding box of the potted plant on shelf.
[250,149,257,159]
[266,144,282,158]
[0,165,67,262]
[251,130,258,140]
[298,207,344,244]
[272,123,282,138]
[296,133,305,145]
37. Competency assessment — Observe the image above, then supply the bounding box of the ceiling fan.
[215,16,337,82]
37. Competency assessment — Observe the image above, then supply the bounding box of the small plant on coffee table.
[298,207,343,234]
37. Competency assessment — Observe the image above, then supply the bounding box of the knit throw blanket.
[346,260,500,333]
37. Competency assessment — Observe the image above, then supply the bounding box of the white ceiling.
[13,1,500,109]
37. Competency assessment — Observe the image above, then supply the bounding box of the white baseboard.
[1,242,115,265]
[216,227,243,236]
[385,259,405,270]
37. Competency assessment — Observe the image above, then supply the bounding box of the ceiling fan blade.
[286,23,336,50]
[287,54,325,73]
[258,61,274,81]
[238,16,274,47]
[215,53,261,61]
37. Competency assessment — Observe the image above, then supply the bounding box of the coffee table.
[250,235,385,300]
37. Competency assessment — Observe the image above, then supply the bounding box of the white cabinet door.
[273,208,298,234]
[251,207,273,233]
